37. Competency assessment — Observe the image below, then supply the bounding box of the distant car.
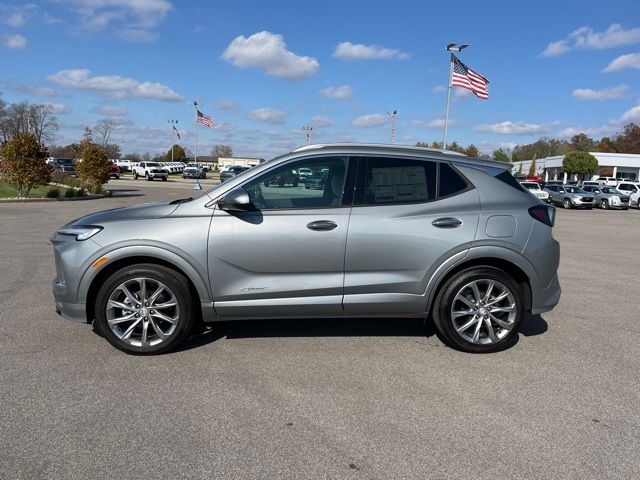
[616,181,640,208]
[582,185,629,210]
[52,158,77,177]
[582,181,603,187]
[109,162,120,179]
[183,163,207,179]
[263,169,300,187]
[220,165,249,183]
[544,184,594,209]
[597,177,619,186]
[132,161,168,181]
[519,181,550,203]
[304,170,328,190]
[297,167,313,178]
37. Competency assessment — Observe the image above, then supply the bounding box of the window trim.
[235,154,356,211]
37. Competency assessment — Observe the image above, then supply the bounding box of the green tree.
[0,133,51,197]
[562,151,598,179]
[570,133,595,152]
[77,140,110,193]
[211,144,233,158]
[465,144,479,157]
[167,144,186,162]
[528,158,537,177]
[447,141,466,153]
[492,147,511,162]
[597,137,616,153]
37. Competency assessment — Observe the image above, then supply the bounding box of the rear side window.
[439,164,468,197]
[494,170,527,193]
[363,157,436,205]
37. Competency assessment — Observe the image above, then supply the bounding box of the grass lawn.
[0,180,69,199]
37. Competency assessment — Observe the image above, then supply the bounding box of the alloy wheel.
[450,279,517,345]
[106,277,180,348]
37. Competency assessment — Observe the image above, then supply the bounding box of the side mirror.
[217,188,254,212]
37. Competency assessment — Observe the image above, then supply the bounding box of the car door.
[208,155,355,319]
[343,156,480,315]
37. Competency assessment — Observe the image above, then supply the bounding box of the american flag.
[451,54,489,99]
[196,109,214,128]
[172,125,181,140]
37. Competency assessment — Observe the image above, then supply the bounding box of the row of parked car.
[519,179,640,210]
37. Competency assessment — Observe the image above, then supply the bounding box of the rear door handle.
[432,217,463,228]
[306,220,338,231]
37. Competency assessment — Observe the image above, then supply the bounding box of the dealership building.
[512,152,640,182]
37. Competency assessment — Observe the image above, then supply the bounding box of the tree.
[211,144,233,158]
[528,158,537,177]
[446,141,466,154]
[77,140,110,193]
[614,123,640,153]
[597,137,616,153]
[570,133,595,152]
[166,144,186,162]
[562,151,598,179]
[0,101,59,145]
[0,133,51,197]
[92,119,118,147]
[123,152,142,162]
[105,143,121,159]
[50,143,82,159]
[464,144,479,157]
[492,147,511,162]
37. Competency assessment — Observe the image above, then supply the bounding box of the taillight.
[528,205,555,227]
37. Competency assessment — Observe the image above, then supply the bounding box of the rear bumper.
[531,273,561,314]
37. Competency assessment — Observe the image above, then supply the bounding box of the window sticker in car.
[371,166,428,203]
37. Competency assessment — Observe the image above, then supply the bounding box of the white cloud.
[46,69,182,101]
[621,103,640,122]
[248,107,288,124]
[412,118,454,129]
[58,0,172,42]
[214,100,240,112]
[222,31,319,81]
[474,121,550,135]
[90,105,129,117]
[431,85,446,93]
[333,41,410,60]
[572,84,629,100]
[556,122,619,138]
[352,113,388,128]
[319,85,353,100]
[3,34,26,50]
[1,3,37,27]
[454,88,471,99]
[541,24,640,57]
[311,115,333,127]
[45,103,71,114]
[4,82,58,96]
[602,52,640,72]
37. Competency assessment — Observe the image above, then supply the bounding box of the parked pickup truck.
[132,161,169,181]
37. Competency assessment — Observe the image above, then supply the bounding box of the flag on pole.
[451,54,489,99]
[172,125,181,140]
[196,109,214,128]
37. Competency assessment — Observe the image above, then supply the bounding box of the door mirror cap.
[217,188,254,212]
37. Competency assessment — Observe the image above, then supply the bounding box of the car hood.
[68,200,180,226]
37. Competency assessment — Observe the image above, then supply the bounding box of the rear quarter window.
[439,163,469,197]
[494,170,528,193]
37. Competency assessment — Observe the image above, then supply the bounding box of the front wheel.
[600,200,609,210]
[133,172,138,180]
[432,267,524,353]
[563,198,572,209]
[94,264,196,355]
[161,176,167,182]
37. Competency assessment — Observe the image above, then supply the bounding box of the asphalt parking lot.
[1,179,639,479]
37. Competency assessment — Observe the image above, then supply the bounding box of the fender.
[76,242,212,305]
[423,245,540,314]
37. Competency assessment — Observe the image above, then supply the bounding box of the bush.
[0,133,51,197]
[64,188,76,198]
[46,187,60,198]
[77,142,110,194]
[51,171,82,188]
[563,151,598,175]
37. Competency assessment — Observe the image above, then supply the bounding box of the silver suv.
[51,144,561,354]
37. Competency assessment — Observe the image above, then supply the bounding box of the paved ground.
[1,180,639,479]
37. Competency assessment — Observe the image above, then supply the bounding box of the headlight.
[57,225,102,241]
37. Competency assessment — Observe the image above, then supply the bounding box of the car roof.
[290,143,510,170]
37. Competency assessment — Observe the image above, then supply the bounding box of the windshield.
[565,186,584,193]
[601,187,619,194]
[147,162,160,167]
[56,159,74,165]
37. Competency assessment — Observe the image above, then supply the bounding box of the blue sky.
[1,0,639,159]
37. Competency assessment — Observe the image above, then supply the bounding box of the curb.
[0,193,108,203]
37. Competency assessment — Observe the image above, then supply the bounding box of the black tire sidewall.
[433,267,524,353]
[94,264,195,355]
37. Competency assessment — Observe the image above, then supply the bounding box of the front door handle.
[306,220,338,231]
[432,217,463,228]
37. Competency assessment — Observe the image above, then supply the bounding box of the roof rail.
[291,143,469,156]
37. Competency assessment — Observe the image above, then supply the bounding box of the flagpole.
[193,101,202,190]
[443,53,454,148]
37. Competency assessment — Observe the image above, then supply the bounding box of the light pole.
[167,119,178,162]
[442,43,469,148]
[386,110,397,144]
[302,126,313,145]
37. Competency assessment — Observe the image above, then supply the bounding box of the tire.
[94,264,196,355]
[133,172,138,180]
[146,173,152,181]
[432,266,524,353]
[182,176,186,179]
[600,199,609,210]
[161,176,167,182]
[563,198,572,209]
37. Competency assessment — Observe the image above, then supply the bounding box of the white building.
[512,152,640,183]
[217,156,263,168]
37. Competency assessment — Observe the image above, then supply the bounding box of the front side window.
[244,157,349,209]
[363,157,436,205]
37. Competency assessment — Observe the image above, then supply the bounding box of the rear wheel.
[94,264,196,355]
[433,267,524,353]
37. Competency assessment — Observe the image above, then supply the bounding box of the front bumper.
[570,198,594,208]
[184,172,202,178]
[53,280,87,322]
[148,172,168,178]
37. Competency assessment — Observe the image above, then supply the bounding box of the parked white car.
[519,181,550,203]
[132,161,169,181]
[616,181,640,208]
